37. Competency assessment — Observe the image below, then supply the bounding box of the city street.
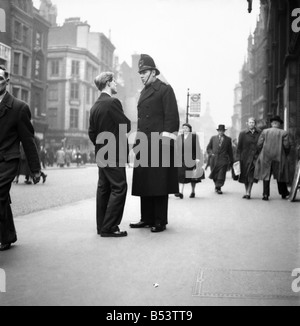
[0,165,300,306]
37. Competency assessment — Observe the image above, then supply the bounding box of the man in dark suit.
[0,65,41,251]
[206,124,234,194]
[130,54,180,233]
[89,72,131,238]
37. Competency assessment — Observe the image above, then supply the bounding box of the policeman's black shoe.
[0,236,17,251]
[151,225,166,233]
[129,221,152,228]
[216,189,223,195]
[262,195,269,201]
[101,230,128,238]
[190,193,195,198]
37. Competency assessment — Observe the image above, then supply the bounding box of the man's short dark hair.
[94,72,114,91]
[0,65,9,79]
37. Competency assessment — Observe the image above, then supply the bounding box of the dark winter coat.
[236,128,261,184]
[89,92,131,167]
[206,134,234,181]
[132,78,180,196]
[0,92,40,172]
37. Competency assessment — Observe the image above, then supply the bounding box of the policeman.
[130,54,180,233]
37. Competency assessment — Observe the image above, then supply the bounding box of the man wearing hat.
[206,124,234,194]
[130,54,180,233]
[254,115,291,200]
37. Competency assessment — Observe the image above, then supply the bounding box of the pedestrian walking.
[206,124,234,194]
[65,146,73,167]
[56,147,65,168]
[130,54,180,233]
[236,117,261,199]
[175,123,204,199]
[0,65,41,251]
[254,115,291,201]
[89,72,131,238]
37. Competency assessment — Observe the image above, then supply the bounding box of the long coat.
[176,133,203,184]
[206,134,233,181]
[236,128,261,184]
[254,127,291,182]
[132,79,180,196]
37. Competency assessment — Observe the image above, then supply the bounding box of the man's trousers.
[97,167,127,234]
[0,160,19,245]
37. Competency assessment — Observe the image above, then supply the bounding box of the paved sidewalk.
[0,175,300,306]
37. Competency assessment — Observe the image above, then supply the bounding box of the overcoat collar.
[138,79,161,106]
[0,92,13,119]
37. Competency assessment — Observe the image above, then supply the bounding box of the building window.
[13,52,21,75]
[21,89,29,103]
[0,9,6,33]
[50,60,59,76]
[23,25,29,46]
[22,55,29,77]
[14,21,21,41]
[36,32,42,48]
[86,86,90,104]
[70,83,79,100]
[70,108,79,129]
[85,110,90,130]
[34,93,41,117]
[48,108,58,129]
[35,59,42,80]
[12,87,20,98]
[48,85,58,101]
[71,60,80,76]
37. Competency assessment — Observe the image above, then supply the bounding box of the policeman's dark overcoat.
[132,79,180,196]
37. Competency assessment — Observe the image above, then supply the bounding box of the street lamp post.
[186,88,190,124]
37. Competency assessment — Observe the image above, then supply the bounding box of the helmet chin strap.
[143,70,153,87]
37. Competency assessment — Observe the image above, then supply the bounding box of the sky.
[33,0,260,126]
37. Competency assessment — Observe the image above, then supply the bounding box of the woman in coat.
[236,117,261,199]
[175,123,203,199]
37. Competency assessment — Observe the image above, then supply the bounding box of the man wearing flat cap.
[206,124,234,194]
[130,54,180,233]
[254,115,291,201]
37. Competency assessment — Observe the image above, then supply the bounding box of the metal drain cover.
[193,268,300,300]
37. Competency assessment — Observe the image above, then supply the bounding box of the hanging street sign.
[189,93,201,117]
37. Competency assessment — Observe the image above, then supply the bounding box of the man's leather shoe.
[262,195,269,201]
[151,225,166,233]
[216,190,223,195]
[101,230,128,238]
[282,192,290,199]
[0,243,12,251]
[41,173,47,184]
[129,221,152,228]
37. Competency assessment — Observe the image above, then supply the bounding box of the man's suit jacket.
[88,93,131,167]
[206,134,233,179]
[0,92,40,173]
